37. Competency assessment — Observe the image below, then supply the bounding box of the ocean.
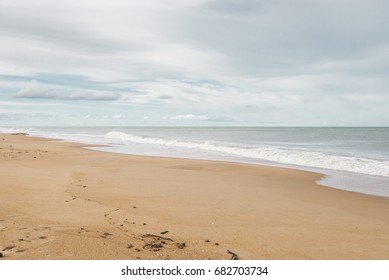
[2,126,389,198]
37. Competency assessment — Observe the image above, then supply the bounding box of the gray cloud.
[1,0,389,125]
[200,0,263,15]
[157,95,174,100]
[0,2,149,55]
[170,0,389,73]
[14,80,59,99]
[66,91,121,101]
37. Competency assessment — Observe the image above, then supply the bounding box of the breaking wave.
[105,131,389,178]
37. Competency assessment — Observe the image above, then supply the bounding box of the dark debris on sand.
[100,232,112,238]
[227,249,240,260]
[140,233,187,252]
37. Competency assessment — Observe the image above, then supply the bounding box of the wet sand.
[1,133,389,260]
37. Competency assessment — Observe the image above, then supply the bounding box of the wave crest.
[105,131,389,177]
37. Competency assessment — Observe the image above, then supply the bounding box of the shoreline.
[89,145,389,200]
[4,127,388,199]
[1,133,389,260]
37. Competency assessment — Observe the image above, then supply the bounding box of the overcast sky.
[1,0,388,126]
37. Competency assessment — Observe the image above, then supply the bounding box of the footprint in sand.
[3,245,16,251]
[100,232,112,238]
[2,244,29,255]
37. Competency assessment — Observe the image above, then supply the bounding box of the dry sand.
[0,133,389,260]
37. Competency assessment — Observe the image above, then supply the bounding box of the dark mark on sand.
[3,245,15,251]
[142,234,174,242]
[100,232,112,238]
[227,249,240,260]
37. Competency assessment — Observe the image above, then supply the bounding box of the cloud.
[84,114,127,119]
[67,91,121,101]
[163,114,209,121]
[163,114,233,122]
[14,80,121,101]
[208,116,234,122]
[14,79,59,99]
[1,0,389,126]
[113,114,126,119]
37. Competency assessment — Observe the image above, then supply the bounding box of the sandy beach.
[0,133,389,260]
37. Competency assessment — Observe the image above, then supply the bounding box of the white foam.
[0,127,34,134]
[2,127,389,197]
[105,131,389,178]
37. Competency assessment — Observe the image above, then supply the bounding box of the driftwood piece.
[227,249,240,260]
[142,233,174,242]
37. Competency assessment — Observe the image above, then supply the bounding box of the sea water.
[1,126,389,198]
